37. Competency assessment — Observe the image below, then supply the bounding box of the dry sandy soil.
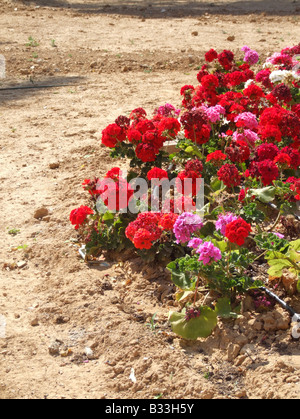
[1,0,300,400]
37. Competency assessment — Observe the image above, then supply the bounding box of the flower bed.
[70,44,300,340]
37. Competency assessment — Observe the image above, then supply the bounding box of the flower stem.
[194,273,202,306]
[226,242,232,277]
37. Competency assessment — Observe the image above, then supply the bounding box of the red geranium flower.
[243,84,265,101]
[185,124,211,145]
[259,124,282,143]
[115,115,130,129]
[98,169,134,212]
[226,140,250,163]
[176,170,202,197]
[70,206,94,230]
[125,212,163,249]
[101,123,126,148]
[135,119,155,134]
[225,218,252,246]
[135,142,159,162]
[217,164,241,188]
[256,143,279,161]
[224,71,245,88]
[159,213,179,231]
[281,146,300,170]
[256,69,273,89]
[185,159,203,175]
[218,50,234,70]
[142,129,165,149]
[257,159,279,186]
[201,74,219,91]
[130,107,147,120]
[127,127,142,144]
[274,153,292,169]
[105,167,123,181]
[206,150,227,166]
[286,177,300,200]
[180,85,195,107]
[205,48,218,62]
[82,178,101,197]
[157,117,181,139]
[133,228,153,250]
[147,167,169,182]
[271,83,292,104]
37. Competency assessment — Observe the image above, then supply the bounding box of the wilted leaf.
[168,307,218,340]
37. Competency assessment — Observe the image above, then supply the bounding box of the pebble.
[227,343,241,362]
[84,347,94,360]
[60,348,72,357]
[17,261,27,269]
[49,162,60,170]
[235,390,247,398]
[30,318,39,327]
[48,339,63,356]
[34,207,49,220]
[240,343,256,357]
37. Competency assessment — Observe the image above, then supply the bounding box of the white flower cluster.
[269,69,300,84]
[244,79,255,89]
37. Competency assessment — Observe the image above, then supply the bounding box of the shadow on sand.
[0,75,85,105]
[13,0,300,18]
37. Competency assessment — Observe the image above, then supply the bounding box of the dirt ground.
[1,0,300,400]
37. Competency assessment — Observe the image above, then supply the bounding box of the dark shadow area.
[0,75,85,105]
[14,0,300,17]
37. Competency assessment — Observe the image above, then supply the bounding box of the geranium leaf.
[215,297,238,318]
[248,186,276,204]
[168,307,218,340]
[267,258,294,277]
[167,261,195,290]
[290,239,300,252]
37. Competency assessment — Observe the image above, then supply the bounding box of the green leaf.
[175,290,194,302]
[210,178,222,192]
[267,258,294,277]
[199,221,215,238]
[102,211,115,225]
[265,250,287,261]
[199,203,210,217]
[289,249,300,263]
[184,145,203,159]
[185,146,194,154]
[297,280,300,294]
[211,239,228,253]
[290,239,300,252]
[248,186,276,204]
[168,307,218,340]
[167,261,195,290]
[215,297,238,319]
